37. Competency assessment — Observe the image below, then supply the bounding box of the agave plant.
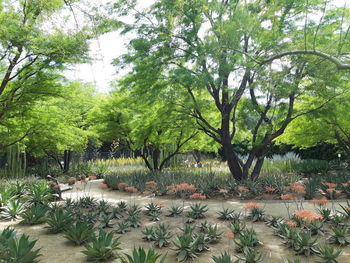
[317,245,342,263]
[204,224,223,244]
[305,221,325,236]
[121,247,166,263]
[217,208,236,221]
[126,214,141,228]
[212,252,239,263]
[20,204,48,225]
[189,203,208,219]
[64,221,94,245]
[78,196,97,209]
[116,221,130,234]
[142,226,155,241]
[180,224,196,235]
[192,233,210,253]
[247,207,265,222]
[293,231,319,256]
[153,224,173,248]
[338,201,350,218]
[236,247,264,263]
[117,201,128,211]
[149,211,161,222]
[111,208,124,219]
[172,234,198,262]
[82,230,122,261]
[0,199,25,220]
[328,226,350,245]
[25,182,52,205]
[97,200,111,215]
[45,207,73,233]
[99,214,114,229]
[230,221,246,234]
[145,202,162,215]
[127,204,142,217]
[235,229,260,252]
[1,232,41,263]
[0,227,16,256]
[318,208,332,222]
[265,216,283,228]
[167,204,183,217]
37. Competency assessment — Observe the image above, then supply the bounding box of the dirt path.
[1,180,349,263]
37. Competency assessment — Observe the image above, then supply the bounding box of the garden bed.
[1,180,350,262]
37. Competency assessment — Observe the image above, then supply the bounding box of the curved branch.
[260,50,350,70]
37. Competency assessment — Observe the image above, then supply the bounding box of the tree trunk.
[251,157,265,180]
[63,150,71,173]
[152,147,161,170]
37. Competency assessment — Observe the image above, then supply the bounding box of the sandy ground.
[1,180,350,263]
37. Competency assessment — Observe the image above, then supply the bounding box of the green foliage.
[0,199,25,220]
[45,207,72,234]
[121,247,166,263]
[217,208,236,221]
[212,252,238,263]
[82,230,122,261]
[236,247,264,263]
[0,229,41,263]
[172,234,198,262]
[142,226,155,242]
[328,226,350,245]
[153,223,173,248]
[116,221,129,234]
[293,231,319,256]
[235,229,260,252]
[64,221,94,245]
[20,204,48,225]
[189,203,208,219]
[317,245,342,263]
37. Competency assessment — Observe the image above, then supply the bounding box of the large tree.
[112,0,350,180]
[0,0,108,149]
[89,87,209,171]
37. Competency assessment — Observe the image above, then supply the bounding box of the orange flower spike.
[219,189,228,194]
[238,186,249,192]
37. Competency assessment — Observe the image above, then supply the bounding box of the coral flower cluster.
[145,181,157,188]
[117,182,128,190]
[238,186,249,192]
[309,197,329,206]
[125,186,138,193]
[166,183,197,194]
[219,189,229,194]
[286,220,298,227]
[293,209,323,222]
[265,186,276,192]
[243,202,262,209]
[280,193,299,201]
[189,193,206,200]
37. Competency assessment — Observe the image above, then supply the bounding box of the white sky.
[65,0,349,93]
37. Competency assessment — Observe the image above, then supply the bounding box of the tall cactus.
[6,144,26,178]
